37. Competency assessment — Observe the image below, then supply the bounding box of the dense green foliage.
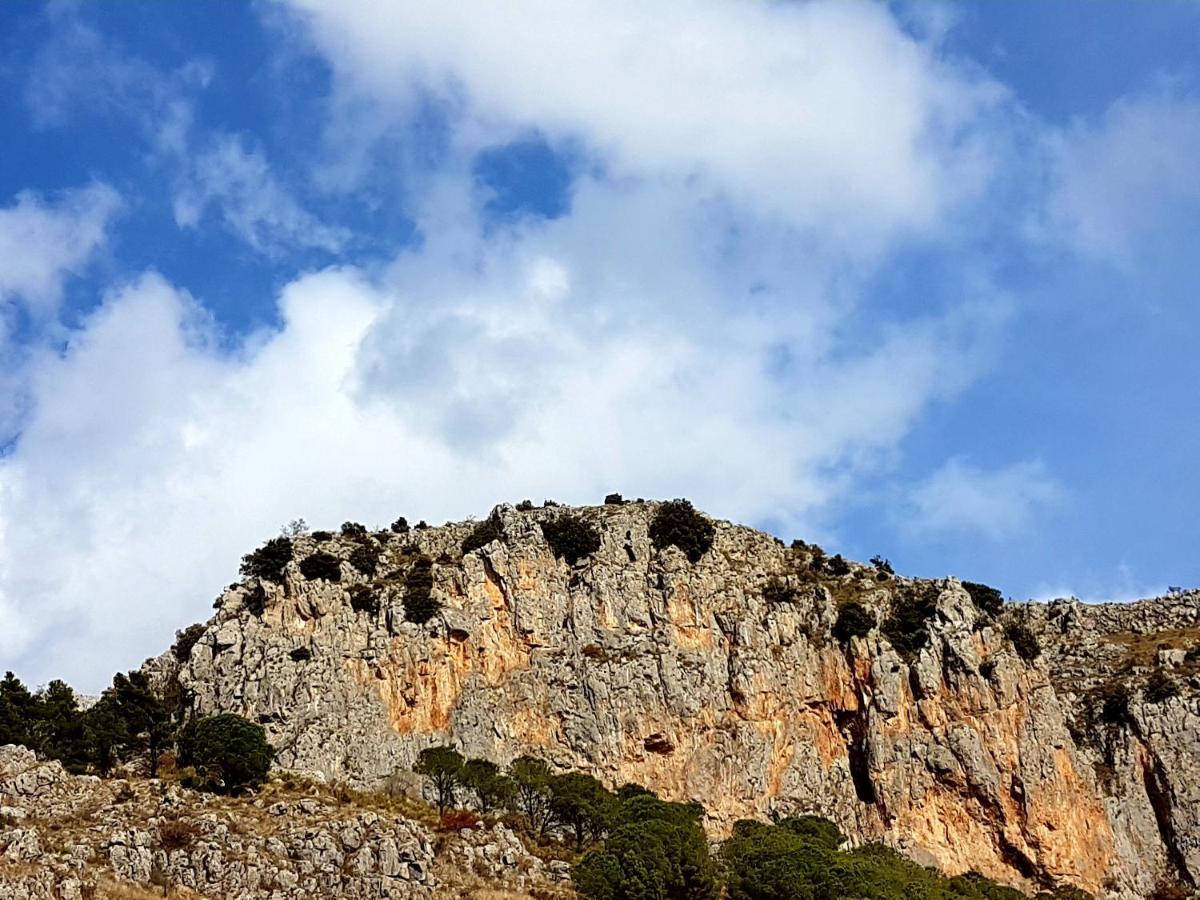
[462,515,505,554]
[833,601,875,644]
[171,623,206,661]
[299,550,343,582]
[390,516,410,533]
[179,714,272,793]
[413,745,465,814]
[239,537,293,582]
[348,584,380,615]
[574,792,717,899]
[340,521,369,539]
[348,541,381,576]
[649,499,715,563]
[403,554,440,624]
[541,514,602,565]
[882,586,938,660]
[462,758,515,813]
[1,670,178,777]
[963,581,1004,618]
[722,818,1029,900]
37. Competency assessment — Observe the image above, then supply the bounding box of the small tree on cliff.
[508,755,555,836]
[179,714,272,793]
[413,745,465,815]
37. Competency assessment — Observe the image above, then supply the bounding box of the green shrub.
[288,647,311,662]
[403,555,440,624]
[1004,621,1040,661]
[349,585,380,616]
[833,601,874,644]
[340,521,369,539]
[762,577,799,604]
[178,714,272,793]
[299,551,342,582]
[515,499,535,511]
[171,624,206,662]
[1145,669,1179,704]
[541,514,602,565]
[964,581,1004,618]
[348,542,381,576]
[551,772,618,850]
[649,499,715,563]
[462,516,504,555]
[882,586,938,661]
[311,530,333,541]
[389,517,409,533]
[604,493,625,505]
[239,537,293,582]
[869,556,894,576]
[823,554,851,577]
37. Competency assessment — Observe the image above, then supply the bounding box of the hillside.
[5,499,1199,898]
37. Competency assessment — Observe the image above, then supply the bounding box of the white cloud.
[1045,90,1200,261]
[0,184,121,319]
[902,458,1063,541]
[282,0,1009,250]
[174,134,350,255]
[1,1,1028,690]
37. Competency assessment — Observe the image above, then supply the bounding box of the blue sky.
[0,1,1197,689]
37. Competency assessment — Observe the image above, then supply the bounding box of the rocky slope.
[165,501,1199,898]
[0,744,569,899]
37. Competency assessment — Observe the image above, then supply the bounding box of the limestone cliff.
[169,502,1200,898]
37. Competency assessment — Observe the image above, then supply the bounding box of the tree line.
[0,669,270,793]
[411,745,1090,900]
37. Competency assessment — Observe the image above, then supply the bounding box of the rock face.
[0,744,565,899]
[175,502,1200,898]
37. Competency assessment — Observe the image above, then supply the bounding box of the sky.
[0,1,1198,691]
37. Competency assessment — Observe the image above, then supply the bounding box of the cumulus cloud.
[282,0,1009,249]
[902,458,1063,541]
[1,1,1030,689]
[174,134,350,255]
[1046,90,1200,262]
[0,183,121,319]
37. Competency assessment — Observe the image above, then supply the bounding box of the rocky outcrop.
[0,744,564,899]
[174,502,1200,898]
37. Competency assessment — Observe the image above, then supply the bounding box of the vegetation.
[299,550,343,582]
[403,554,440,624]
[413,745,465,815]
[822,553,852,577]
[870,555,894,579]
[462,515,505,555]
[239,537,293,582]
[882,586,939,661]
[390,516,409,533]
[348,541,381,576]
[963,581,1004,618]
[1144,669,1179,704]
[762,576,799,605]
[340,521,369,539]
[574,791,716,899]
[171,624,206,661]
[1004,621,1041,661]
[541,514,602,565]
[833,601,875,644]
[178,714,272,793]
[408,743,1052,900]
[348,584,380,615]
[649,499,715,563]
[604,493,625,505]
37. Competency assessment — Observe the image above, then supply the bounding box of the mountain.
[147,500,1199,898]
